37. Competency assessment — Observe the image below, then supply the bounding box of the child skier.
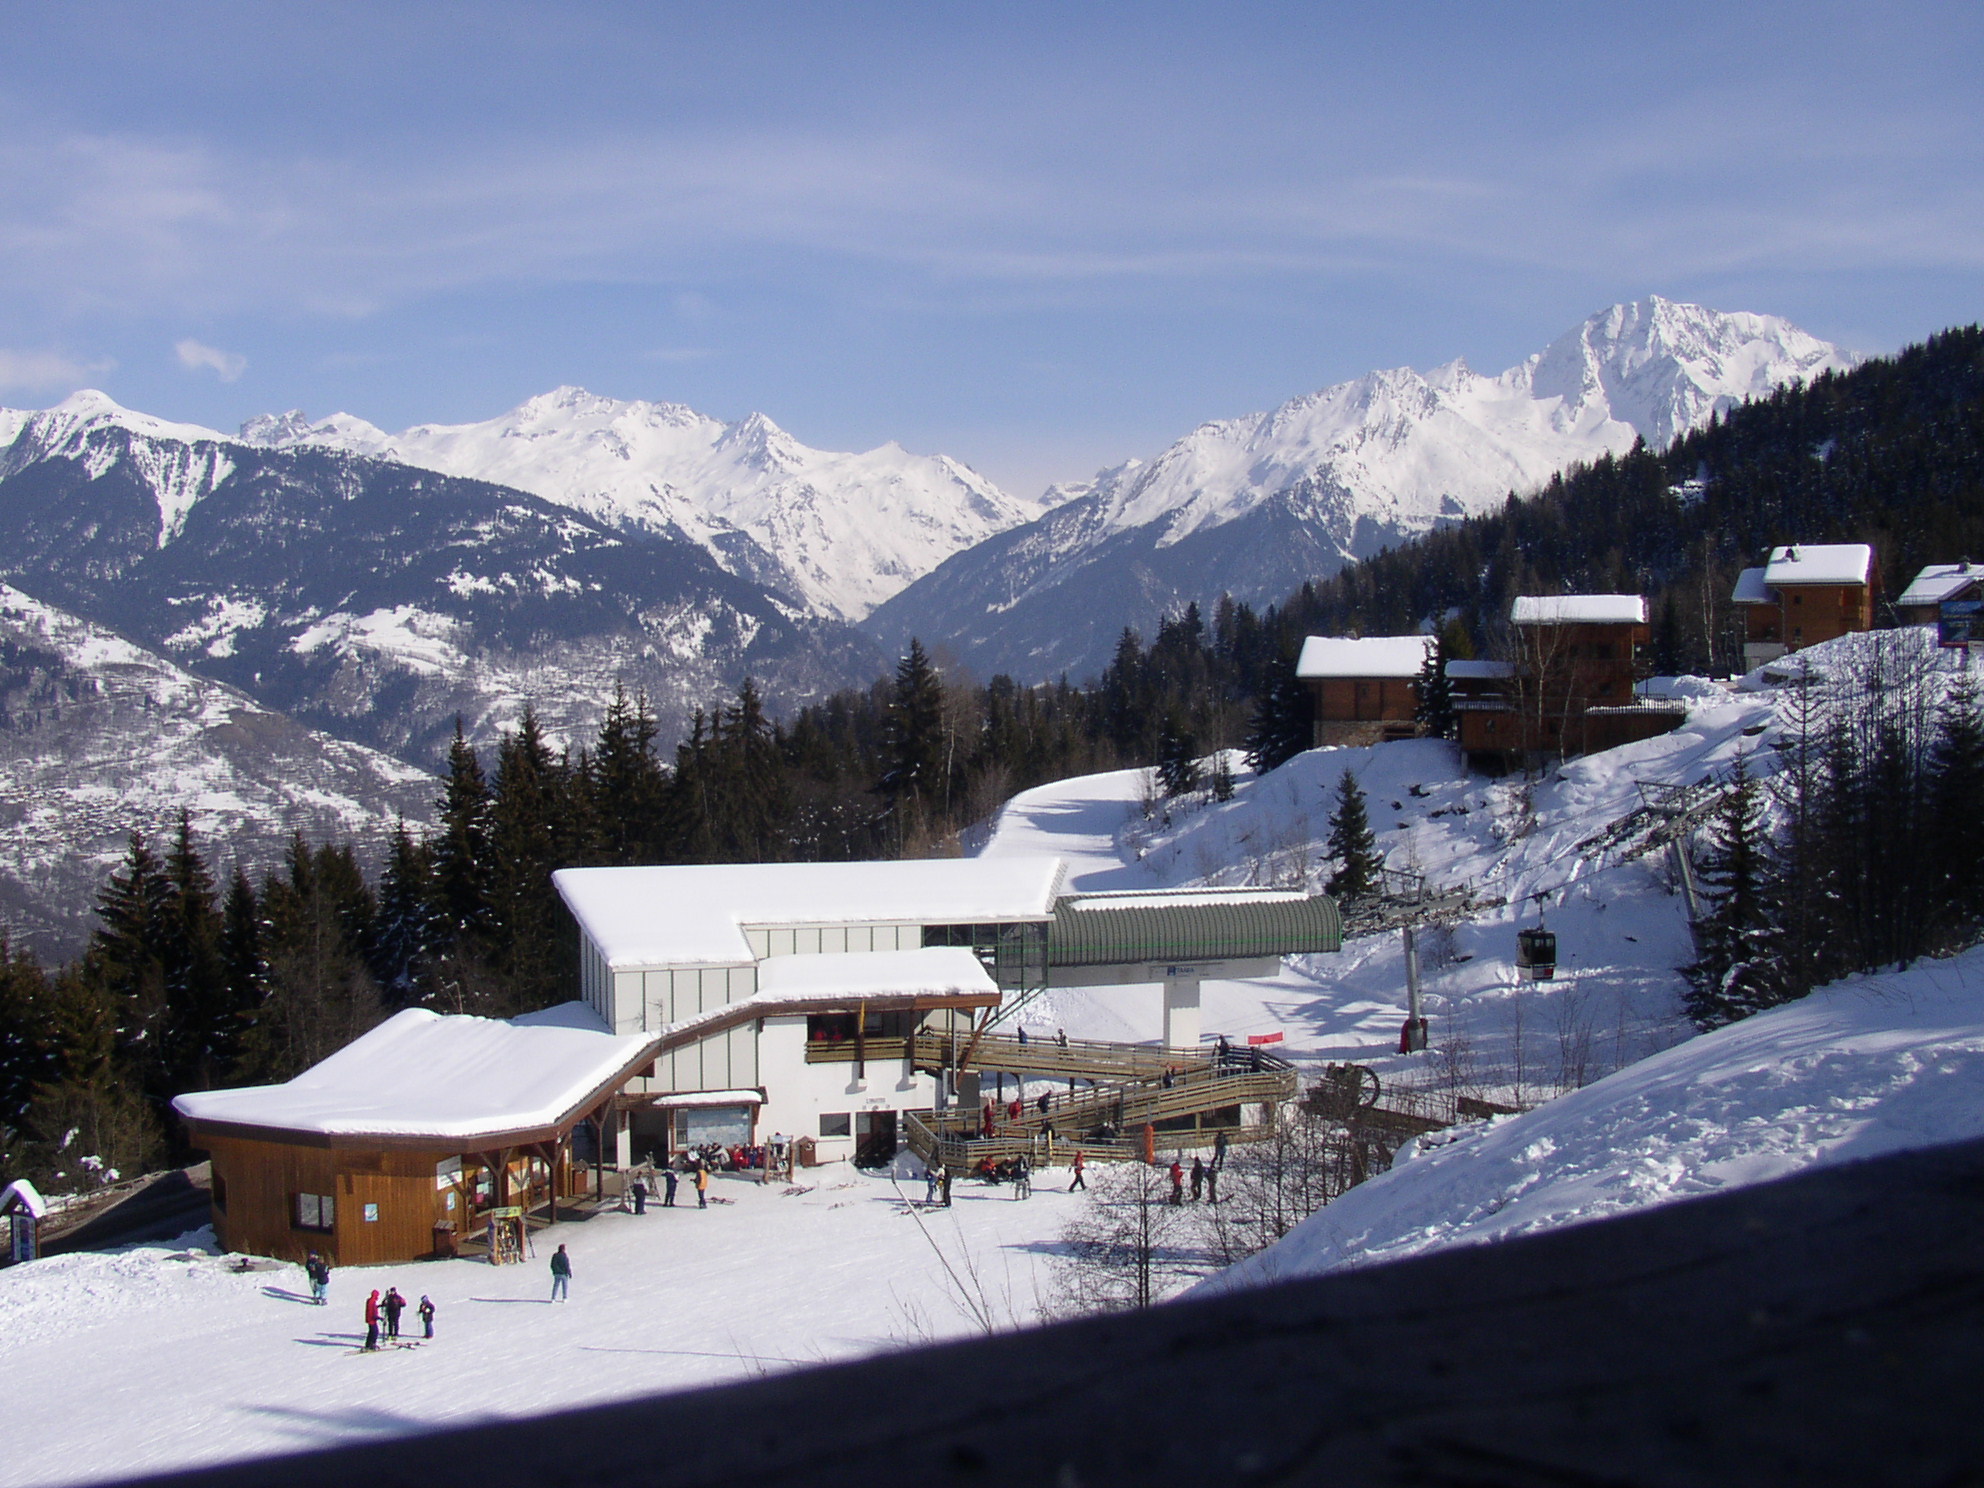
[417,1295,436,1339]
[305,1251,330,1306]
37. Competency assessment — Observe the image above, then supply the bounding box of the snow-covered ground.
[1203,942,1984,1292]
[0,1167,1074,1488]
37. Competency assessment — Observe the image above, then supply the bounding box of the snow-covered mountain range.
[869,297,1854,681]
[0,583,436,960]
[238,388,1041,623]
[0,392,879,764]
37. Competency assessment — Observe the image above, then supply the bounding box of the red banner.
[1245,1031,1284,1046]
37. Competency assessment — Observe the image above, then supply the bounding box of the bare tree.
[1048,1159,1192,1314]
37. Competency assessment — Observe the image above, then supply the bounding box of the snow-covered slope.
[239,387,1040,622]
[1203,943,1984,1293]
[0,582,436,960]
[871,297,1853,680]
[0,391,880,764]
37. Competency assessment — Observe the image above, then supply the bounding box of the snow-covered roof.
[648,1090,763,1108]
[0,1178,47,1220]
[1762,543,1872,587]
[753,947,997,1002]
[554,858,1067,970]
[1510,595,1647,626]
[1730,567,1773,605]
[1897,562,1983,608]
[1445,659,1514,680]
[1295,634,1434,679]
[172,1009,659,1144]
[1062,888,1311,912]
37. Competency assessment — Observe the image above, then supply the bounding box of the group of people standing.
[628,1159,713,1213]
[360,1284,435,1350]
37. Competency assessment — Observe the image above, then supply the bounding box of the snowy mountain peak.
[240,386,1040,621]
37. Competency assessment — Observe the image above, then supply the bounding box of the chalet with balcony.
[1457,595,1682,766]
[1731,544,1875,668]
[1296,634,1434,746]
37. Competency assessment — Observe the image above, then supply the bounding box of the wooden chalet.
[1458,595,1682,766]
[1731,544,1875,669]
[1295,635,1434,746]
[173,1007,661,1266]
[1896,561,1982,630]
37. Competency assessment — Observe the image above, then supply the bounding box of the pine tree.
[1929,678,1984,937]
[1414,632,1456,740]
[240,835,385,1081]
[1156,715,1200,797]
[369,821,436,1004]
[1324,769,1381,899]
[430,721,493,966]
[219,865,263,1078]
[1682,753,1785,1029]
[589,685,670,865]
[1244,649,1312,774]
[486,707,574,1008]
[0,934,55,1163]
[880,640,949,829]
[87,832,173,1100]
[156,812,228,1095]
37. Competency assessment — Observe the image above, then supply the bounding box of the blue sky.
[0,1,1977,497]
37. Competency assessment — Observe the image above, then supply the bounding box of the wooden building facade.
[175,1009,662,1266]
[1731,544,1875,668]
[1295,635,1435,747]
[1458,596,1682,766]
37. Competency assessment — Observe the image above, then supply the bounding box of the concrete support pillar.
[1162,975,1201,1052]
[612,1112,633,1169]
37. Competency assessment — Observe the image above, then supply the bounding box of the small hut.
[174,1007,661,1266]
[2,1178,46,1265]
[1295,635,1435,746]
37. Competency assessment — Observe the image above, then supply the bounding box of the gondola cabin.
[1516,927,1557,981]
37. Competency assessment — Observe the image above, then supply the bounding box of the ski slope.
[0,1168,1072,1488]
[1204,942,1984,1293]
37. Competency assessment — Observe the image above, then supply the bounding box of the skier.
[924,1162,942,1204]
[1205,1162,1218,1206]
[981,1101,995,1139]
[382,1286,406,1340]
[1190,1156,1206,1202]
[694,1163,710,1209]
[631,1177,648,1215]
[1168,1158,1184,1206]
[418,1295,436,1340]
[939,1167,953,1207]
[1069,1149,1086,1191]
[1213,1128,1230,1171]
[304,1250,330,1306]
[662,1165,679,1207]
[363,1290,381,1352]
[1012,1154,1031,1200]
[550,1243,572,1301]
[1007,1097,1023,1126]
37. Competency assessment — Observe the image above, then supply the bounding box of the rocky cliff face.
[0,582,439,960]
[0,393,882,764]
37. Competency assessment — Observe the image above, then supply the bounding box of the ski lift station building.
[172,857,1339,1265]
[554,857,1340,1171]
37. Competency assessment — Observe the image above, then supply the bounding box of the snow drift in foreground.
[1203,942,1984,1294]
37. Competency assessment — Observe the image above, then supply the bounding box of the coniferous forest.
[1,326,1981,1190]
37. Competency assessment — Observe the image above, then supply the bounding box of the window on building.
[820,1113,852,1138]
[293,1193,335,1231]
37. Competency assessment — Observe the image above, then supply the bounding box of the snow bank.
[1204,942,1984,1293]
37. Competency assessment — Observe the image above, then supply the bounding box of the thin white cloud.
[175,337,246,381]
[0,347,114,393]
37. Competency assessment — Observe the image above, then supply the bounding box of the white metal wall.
[743,923,923,958]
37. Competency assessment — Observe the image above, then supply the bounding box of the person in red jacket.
[1069,1149,1086,1191]
[363,1289,381,1352]
[1167,1159,1184,1206]
[981,1101,995,1138]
